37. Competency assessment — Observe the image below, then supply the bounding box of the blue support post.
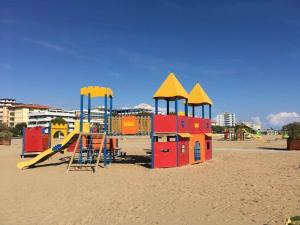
[109,96,112,135]
[88,93,91,123]
[87,93,91,162]
[202,105,205,119]
[185,98,188,116]
[109,95,113,163]
[79,94,84,163]
[209,105,212,120]
[22,127,25,158]
[175,98,179,167]
[155,99,158,115]
[103,95,108,166]
[166,100,169,115]
[49,123,52,147]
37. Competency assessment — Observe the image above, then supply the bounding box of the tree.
[51,117,67,125]
[11,123,27,137]
[212,125,225,133]
[282,122,300,140]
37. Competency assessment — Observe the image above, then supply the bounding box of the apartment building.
[14,104,50,126]
[28,109,76,133]
[216,112,236,127]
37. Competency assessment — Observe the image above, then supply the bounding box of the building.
[216,112,236,127]
[73,107,106,125]
[242,121,262,131]
[14,104,50,126]
[28,109,76,133]
[0,99,16,127]
[113,103,153,115]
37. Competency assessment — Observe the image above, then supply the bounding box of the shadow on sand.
[258,147,287,151]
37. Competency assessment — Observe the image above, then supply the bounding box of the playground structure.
[109,115,151,135]
[224,125,265,142]
[21,126,50,158]
[151,73,213,168]
[18,86,119,171]
[21,122,69,158]
[18,72,214,171]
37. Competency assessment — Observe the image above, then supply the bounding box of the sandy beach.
[0,135,299,225]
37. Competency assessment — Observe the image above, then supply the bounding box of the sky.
[1,0,300,128]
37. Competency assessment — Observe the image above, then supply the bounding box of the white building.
[242,121,262,131]
[28,109,76,133]
[216,112,236,127]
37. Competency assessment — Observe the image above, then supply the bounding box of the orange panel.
[189,134,206,164]
[122,116,138,135]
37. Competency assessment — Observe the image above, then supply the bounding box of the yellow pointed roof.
[153,73,189,100]
[188,83,213,105]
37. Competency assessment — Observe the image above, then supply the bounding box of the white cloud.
[251,116,262,125]
[266,112,300,127]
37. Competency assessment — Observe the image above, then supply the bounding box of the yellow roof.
[80,86,113,98]
[188,83,213,105]
[178,133,191,138]
[153,73,189,100]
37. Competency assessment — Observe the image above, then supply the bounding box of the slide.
[242,128,266,143]
[17,121,90,169]
[17,130,79,169]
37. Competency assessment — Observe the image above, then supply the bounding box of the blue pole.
[88,93,91,123]
[104,95,108,166]
[202,105,205,119]
[175,97,179,167]
[209,105,212,120]
[87,93,91,162]
[109,95,113,163]
[109,96,112,135]
[166,100,169,115]
[22,127,25,158]
[185,98,188,116]
[155,99,158,115]
[79,94,84,163]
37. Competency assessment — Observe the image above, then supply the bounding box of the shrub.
[51,118,67,125]
[0,131,13,140]
[282,122,300,140]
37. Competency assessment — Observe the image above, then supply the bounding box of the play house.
[151,73,213,168]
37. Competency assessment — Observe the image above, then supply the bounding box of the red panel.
[153,115,176,133]
[177,139,189,166]
[42,134,49,150]
[178,116,189,133]
[189,118,212,134]
[205,137,212,160]
[24,127,46,152]
[153,142,177,168]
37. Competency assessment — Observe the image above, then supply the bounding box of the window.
[207,142,210,150]
[181,144,185,153]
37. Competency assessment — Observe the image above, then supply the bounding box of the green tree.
[212,125,225,133]
[51,118,67,125]
[282,122,300,140]
[10,123,27,137]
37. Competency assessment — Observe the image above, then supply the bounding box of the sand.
[0,136,299,225]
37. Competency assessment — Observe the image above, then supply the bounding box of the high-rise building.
[216,112,236,127]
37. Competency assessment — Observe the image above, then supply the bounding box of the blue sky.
[1,0,300,127]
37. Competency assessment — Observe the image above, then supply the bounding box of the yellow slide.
[242,128,266,143]
[17,121,90,169]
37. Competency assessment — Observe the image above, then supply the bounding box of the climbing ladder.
[67,132,106,173]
